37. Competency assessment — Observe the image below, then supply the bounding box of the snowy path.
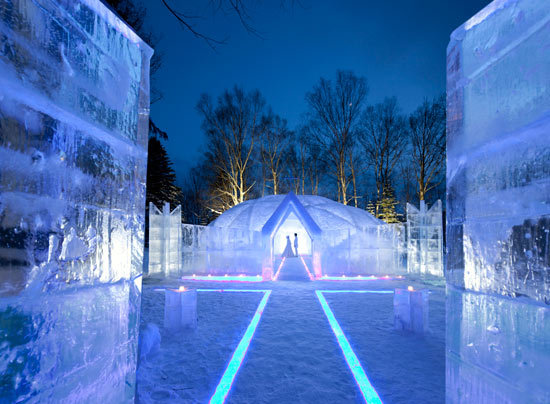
[227,285,361,403]
[137,278,445,404]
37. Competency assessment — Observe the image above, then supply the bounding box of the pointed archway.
[261,193,322,279]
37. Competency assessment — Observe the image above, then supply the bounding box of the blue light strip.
[315,290,384,404]
[318,290,394,294]
[209,290,272,404]
[197,289,269,293]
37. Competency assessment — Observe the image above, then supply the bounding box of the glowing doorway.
[273,211,312,256]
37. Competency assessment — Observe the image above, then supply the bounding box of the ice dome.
[209,193,384,231]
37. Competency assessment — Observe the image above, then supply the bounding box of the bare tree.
[259,114,290,195]
[359,97,408,216]
[160,1,299,49]
[408,95,446,201]
[284,128,325,196]
[196,87,266,214]
[398,158,417,207]
[305,70,368,205]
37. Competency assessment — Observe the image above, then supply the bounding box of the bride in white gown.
[282,235,294,258]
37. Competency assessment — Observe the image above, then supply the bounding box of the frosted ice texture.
[394,288,429,333]
[148,202,182,278]
[0,0,151,402]
[406,200,444,277]
[180,194,405,277]
[210,194,384,231]
[447,0,550,402]
[164,288,197,330]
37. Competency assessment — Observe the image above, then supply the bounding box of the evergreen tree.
[146,137,182,210]
[366,200,376,217]
[377,185,402,223]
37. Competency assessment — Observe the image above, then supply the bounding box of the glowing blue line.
[315,291,383,404]
[209,290,272,404]
[318,290,393,294]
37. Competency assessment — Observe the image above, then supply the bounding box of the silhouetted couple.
[282,233,299,258]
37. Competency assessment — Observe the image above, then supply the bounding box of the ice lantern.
[393,287,429,333]
[164,287,197,330]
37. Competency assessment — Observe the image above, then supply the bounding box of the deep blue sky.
[145,0,491,185]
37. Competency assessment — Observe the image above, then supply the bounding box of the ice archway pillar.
[446,0,550,402]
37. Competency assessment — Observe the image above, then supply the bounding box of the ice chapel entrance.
[273,211,312,256]
[261,193,322,280]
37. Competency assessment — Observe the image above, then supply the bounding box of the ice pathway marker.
[199,289,272,404]
[316,290,390,404]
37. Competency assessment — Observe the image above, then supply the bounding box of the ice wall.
[407,200,444,277]
[320,225,405,276]
[0,0,151,402]
[148,202,182,278]
[182,223,207,273]
[446,0,550,402]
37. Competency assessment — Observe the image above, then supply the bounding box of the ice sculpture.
[447,0,550,402]
[164,287,197,330]
[406,200,444,277]
[148,202,182,278]
[0,0,152,402]
[179,193,405,278]
[393,287,429,333]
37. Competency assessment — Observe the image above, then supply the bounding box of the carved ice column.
[446,1,550,402]
[0,1,152,402]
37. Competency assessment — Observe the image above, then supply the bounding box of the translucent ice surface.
[148,202,182,278]
[177,193,405,278]
[447,0,550,402]
[0,0,151,402]
[407,200,444,277]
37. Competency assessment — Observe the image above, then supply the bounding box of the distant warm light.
[178,286,186,292]
[407,285,414,291]
[315,291,384,403]
[209,290,271,404]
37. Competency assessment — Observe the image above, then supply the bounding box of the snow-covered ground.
[137,277,445,403]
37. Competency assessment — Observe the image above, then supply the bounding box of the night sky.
[145,0,492,185]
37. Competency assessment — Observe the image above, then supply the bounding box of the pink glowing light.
[298,255,314,281]
[181,275,263,283]
[317,275,394,281]
[273,257,287,281]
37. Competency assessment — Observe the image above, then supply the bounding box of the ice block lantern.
[447,0,550,402]
[393,287,429,333]
[164,287,198,330]
[0,0,152,402]
[262,266,273,281]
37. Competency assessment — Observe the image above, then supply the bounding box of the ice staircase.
[276,256,311,281]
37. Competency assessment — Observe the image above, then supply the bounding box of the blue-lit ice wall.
[446,0,550,402]
[406,200,444,277]
[147,202,182,278]
[0,0,151,402]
